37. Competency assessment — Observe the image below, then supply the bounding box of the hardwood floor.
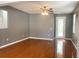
[0,39,76,58]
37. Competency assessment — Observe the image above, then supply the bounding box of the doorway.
[55,16,66,38]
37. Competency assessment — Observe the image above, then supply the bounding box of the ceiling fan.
[40,6,53,15]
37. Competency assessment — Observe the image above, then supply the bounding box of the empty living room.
[0,0,78,58]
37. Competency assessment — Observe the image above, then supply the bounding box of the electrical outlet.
[48,34,50,36]
[6,38,9,41]
[22,35,25,37]
[50,28,52,30]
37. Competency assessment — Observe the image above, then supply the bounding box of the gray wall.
[0,6,73,48]
[0,6,29,46]
[54,14,73,38]
[29,14,54,39]
[73,5,79,57]
[65,14,73,38]
[0,6,55,46]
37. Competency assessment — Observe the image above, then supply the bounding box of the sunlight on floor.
[56,40,65,58]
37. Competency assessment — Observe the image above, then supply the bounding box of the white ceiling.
[0,1,78,14]
[0,1,17,6]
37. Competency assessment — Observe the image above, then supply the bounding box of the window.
[56,16,66,38]
[0,10,8,29]
[73,13,76,34]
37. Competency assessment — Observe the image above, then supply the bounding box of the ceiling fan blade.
[48,8,53,12]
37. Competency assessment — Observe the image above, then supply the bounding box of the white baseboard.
[28,37,53,40]
[0,36,77,51]
[54,37,72,40]
[0,37,52,49]
[0,37,29,49]
[70,40,77,50]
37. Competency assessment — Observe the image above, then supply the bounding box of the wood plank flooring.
[0,39,77,58]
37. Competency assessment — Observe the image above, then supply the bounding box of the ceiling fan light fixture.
[41,11,48,15]
[40,6,53,15]
[44,12,48,15]
[41,12,45,15]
